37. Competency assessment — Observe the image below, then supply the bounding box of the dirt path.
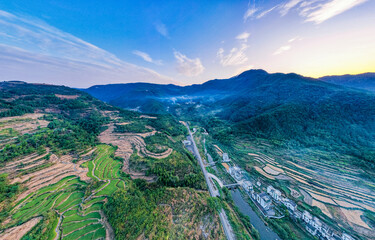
[100,210,114,240]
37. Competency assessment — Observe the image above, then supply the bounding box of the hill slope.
[319,73,375,92]
[83,70,375,172]
[0,81,226,240]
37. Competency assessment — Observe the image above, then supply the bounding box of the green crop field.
[5,144,126,240]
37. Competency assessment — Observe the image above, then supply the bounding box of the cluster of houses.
[228,165,243,181]
[302,211,355,240]
[224,163,356,240]
[253,184,355,240]
[222,153,230,162]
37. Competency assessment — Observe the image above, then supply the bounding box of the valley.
[84,70,375,240]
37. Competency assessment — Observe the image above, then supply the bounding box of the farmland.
[1,143,124,240]
[210,136,375,240]
[0,82,225,240]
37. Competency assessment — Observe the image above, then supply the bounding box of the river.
[231,189,281,240]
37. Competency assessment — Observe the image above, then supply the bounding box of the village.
[219,153,357,240]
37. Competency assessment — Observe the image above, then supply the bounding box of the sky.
[0,0,374,87]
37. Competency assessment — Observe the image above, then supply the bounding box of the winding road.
[183,122,236,240]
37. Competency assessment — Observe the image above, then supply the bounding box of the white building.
[241,181,253,192]
[294,209,302,219]
[229,166,243,181]
[311,216,322,232]
[321,224,334,239]
[267,185,281,201]
[223,153,230,162]
[306,222,318,236]
[302,210,312,224]
[257,193,272,210]
[283,198,297,212]
[183,140,191,145]
[252,191,257,200]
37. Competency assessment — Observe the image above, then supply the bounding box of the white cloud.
[155,22,168,37]
[174,51,204,77]
[279,0,368,24]
[280,0,303,16]
[305,0,368,24]
[236,32,251,42]
[273,36,302,55]
[217,44,249,66]
[244,5,258,22]
[273,45,291,55]
[256,5,279,19]
[0,10,173,87]
[132,50,162,65]
[288,36,303,42]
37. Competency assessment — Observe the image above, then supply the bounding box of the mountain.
[319,72,375,92]
[83,70,375,172]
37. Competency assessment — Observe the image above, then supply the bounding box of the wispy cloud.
[273,36,302,55]
[218,31,251,67]
[256,5,279,19]
[155,22,168,37]
[174,51,204,76]
[132,50,162,65]
[0,10,173,87]
[280,0,303,16]
[217,44,249,66]
[244,2,258,22]
[279,0,368,24]
[236,32,251,42]
[273,45,291,55]
[305,0,368,24]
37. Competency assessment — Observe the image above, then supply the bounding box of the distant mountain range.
[83,69,375,172]
[319,72,375,92]
[83,69,375,114]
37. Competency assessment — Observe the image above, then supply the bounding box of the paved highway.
[184,122,235,240]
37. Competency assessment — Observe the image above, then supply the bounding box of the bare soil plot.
[0,113,49,135]
[333,199,362,209]
[308,191,337,205]
[0,113,44,123]
[98,123,172,181]
[214,145,223,157]
[13,154,89,202]
[55,94,79,99]
[0,152,49,174]
[263,164,284,175]
[286,172,310,185]
[341,208,371,229]
[247,153,259,157]
[139,115,157,119]
[312,199,333,218]
[254,166,275,180]
[0,217,42,240]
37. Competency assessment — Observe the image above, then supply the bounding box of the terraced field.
[1,144,124,240]
[243,148,375,238]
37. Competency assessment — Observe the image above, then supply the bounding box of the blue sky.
[0,0,374,87]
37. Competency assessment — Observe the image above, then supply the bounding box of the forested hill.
[319,72,375,92]
[82,70,375,172]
